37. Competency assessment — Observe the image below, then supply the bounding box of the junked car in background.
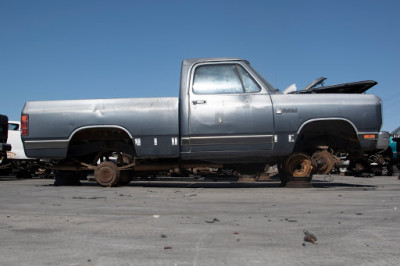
[4,121,49,178]
[0,114,12,174]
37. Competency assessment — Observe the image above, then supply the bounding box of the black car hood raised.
[290,80,377,94]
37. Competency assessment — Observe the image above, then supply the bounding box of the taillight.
[21,114,29,136]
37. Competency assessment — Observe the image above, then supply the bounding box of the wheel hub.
[311,150,335,175]
[285,153,313,178]
[94,161,120,187]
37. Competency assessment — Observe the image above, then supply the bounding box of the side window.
[237,65,261,93]
[8,123,19,130]
[193,64,244,94]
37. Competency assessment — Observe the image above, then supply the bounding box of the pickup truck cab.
[21,58,389,186]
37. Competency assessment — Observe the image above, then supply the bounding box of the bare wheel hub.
[284,153,313,178]
[311,150,335,175]
[94,161,120,187]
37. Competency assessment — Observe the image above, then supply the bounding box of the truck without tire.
[21,58,389,186]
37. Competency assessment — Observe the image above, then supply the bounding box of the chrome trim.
[25,125,134,150]
[24,140,68,150]
[358,132,379,135]
[181,137,190,146]
[186,135,273,146]
[68,125,134,140]
[297,118,359,135]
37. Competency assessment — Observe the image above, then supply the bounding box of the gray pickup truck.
[21,58,389,186]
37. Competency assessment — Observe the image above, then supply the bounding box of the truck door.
[187,62,274,159]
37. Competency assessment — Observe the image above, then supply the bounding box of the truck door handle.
[192,100,207,105]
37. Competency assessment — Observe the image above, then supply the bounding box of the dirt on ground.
[0,174,400,266]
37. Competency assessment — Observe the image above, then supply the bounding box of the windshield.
[246,64,278,94]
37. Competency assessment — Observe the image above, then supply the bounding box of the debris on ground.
[184,193,197,197]
[205,218,220,223]
[303,230,317,244]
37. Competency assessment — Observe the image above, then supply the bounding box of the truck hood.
[289,78,377,94]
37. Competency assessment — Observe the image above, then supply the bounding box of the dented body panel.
[23,98,179,158]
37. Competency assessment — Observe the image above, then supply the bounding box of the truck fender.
[293,118,360,153]
[67,125,136,158]
[68,125,134,141]
[296,118,358,136]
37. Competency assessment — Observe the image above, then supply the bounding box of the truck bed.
[22,97,179,159]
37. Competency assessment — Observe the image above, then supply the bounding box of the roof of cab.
[182,58,249,67]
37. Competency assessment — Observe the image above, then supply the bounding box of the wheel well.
[67,127,135,159]
[294,120,360,153]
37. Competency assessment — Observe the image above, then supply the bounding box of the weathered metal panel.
[22,97,179,158]
[182,60,275,161]
[270,94,382,133]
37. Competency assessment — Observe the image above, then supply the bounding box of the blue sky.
[0,0,399,131]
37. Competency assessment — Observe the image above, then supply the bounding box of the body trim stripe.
[24,140,69,150]
[24,125,134,150]
[182,135,273,146]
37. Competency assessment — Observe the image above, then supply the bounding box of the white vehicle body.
[7,121,31,160]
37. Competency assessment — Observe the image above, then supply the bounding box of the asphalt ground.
[1,174,400,266]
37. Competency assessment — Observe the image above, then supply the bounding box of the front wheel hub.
[284,153,313,178]
[311,150,335,175]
